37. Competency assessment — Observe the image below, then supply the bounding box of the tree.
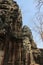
[35,0,43,10]
[33,0,43,41]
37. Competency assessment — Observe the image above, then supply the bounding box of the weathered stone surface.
[0,0,22,65]
[22,25,33,40]
[0,51,4,65]
[0,0,22,39]
[22,25,36,64]
[0,0,43,65]
[22,25,42,65]
[22,25,37,49]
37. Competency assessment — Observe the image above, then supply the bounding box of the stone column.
[2,38,9,65]
[19,43,22,65]
[25,51,28,65]
[8,41,12,65]
[12,42,15,65]
[28,44,35,65]
[0,51,4,65]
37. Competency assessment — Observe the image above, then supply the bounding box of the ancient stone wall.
[0,0,43,65]
[22,25,43,65]
[0,0,22,65]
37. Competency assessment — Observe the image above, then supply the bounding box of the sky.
[14,0,43,48]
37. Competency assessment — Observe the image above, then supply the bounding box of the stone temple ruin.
[0,0,43,65]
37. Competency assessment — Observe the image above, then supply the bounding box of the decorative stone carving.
[0,0,43,65]
[22,25,41,65]
[0,0,22,39]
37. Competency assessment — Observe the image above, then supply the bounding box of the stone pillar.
[19,42,22,65]
[25,52,28,65]
[8,41,13,65]
[28,44,35,65]
[12,42,15,65]
[2,38,9,65]
[21,46,25,65]
[0,51,4,65]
